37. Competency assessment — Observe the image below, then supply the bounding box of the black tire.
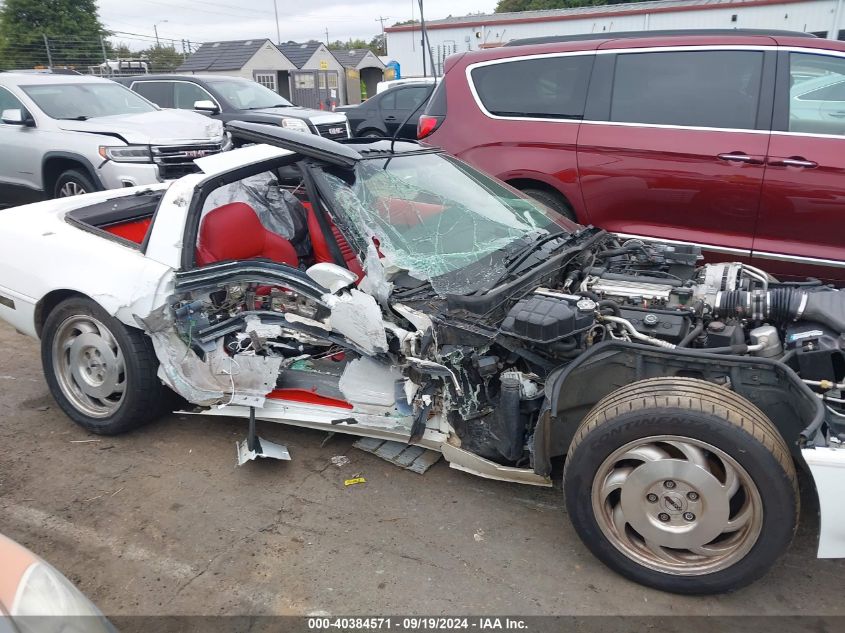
[41,296,168,435]
[358,129,383,138]
[54,169,96,198]
[563,377,798,595]
[521,188,575,221]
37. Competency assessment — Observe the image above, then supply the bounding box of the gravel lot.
[1,319,844,618]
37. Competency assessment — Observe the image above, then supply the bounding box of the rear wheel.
[54,169,96,198]
[521,188,575,221]
[41,297,168,435]
[358,129,383,138]
[563,377,798,594]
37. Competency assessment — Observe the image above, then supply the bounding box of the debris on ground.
[330,455,350,468]
[344,476,366,486]
[353,438,441,474]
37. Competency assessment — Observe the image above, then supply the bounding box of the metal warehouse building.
[386,0,845,76]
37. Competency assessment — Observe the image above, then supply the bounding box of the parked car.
[116,74,350,140]
[0,73,228,203]
[337,82,432,139]
[419,30,845,283]
[0,123,843,595]
[0,532,115,632]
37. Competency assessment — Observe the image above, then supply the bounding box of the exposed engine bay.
[153,231,845,471]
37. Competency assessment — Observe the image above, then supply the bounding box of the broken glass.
[312,154,567,296]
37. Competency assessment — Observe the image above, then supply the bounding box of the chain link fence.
[0,34,198,76]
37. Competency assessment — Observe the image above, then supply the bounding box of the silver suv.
[0,73,229,202]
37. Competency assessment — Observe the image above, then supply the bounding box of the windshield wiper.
[59,115,89,120]
[484,231,571,290]
[244,104,290,110]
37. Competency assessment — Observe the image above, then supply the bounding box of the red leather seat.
[195,202,299,267]
[303,201,364,278]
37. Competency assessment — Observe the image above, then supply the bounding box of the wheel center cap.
[620,459,730,549]
[661,492,687,514]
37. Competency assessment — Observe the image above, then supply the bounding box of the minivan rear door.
[753,49,845,282]
[577,47,775,260]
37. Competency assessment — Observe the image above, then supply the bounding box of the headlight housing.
[98,145,152,163]
[11,561,115,633]
[279,118,311,134]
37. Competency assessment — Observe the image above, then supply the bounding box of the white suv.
[0,73,229,202]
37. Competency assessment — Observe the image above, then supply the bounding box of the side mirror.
[306,262,358,293]
[1,108,31,126]
[193,100,219,114]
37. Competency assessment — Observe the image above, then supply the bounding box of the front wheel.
[41,297,169,435]
[54,169,96,198]
[563,377,798,594]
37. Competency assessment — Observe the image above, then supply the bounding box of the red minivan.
[420,31,845,282]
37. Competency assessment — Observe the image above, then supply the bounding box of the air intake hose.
[714,288,845,333]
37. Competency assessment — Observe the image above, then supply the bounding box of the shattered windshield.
[312,153,567,295]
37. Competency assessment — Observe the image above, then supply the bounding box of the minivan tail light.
[417,115,442,139]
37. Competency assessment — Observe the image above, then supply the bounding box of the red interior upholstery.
[104,217,152,244]
[302,201,364,278]
[374,197,444,226]
[195,202,298,267]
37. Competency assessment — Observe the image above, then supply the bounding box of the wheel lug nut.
[657,513,670,522]
[683,512,696,521]
[663,480,676,489]
[687,491,699,501]
[646,493,658,503]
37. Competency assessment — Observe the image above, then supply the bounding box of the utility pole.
[375,16,389,55]
[324,28,330,46]
[419,0,426,76]
[272,0,281,45]
[42,34,53,69]
[153,20,167,48]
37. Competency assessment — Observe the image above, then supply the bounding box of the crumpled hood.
[56,110,225,145]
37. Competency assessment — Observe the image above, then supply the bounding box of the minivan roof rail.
[505,29,817,47]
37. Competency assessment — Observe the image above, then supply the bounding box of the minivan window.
[470,55,593,119]
[132,81,174,108]
[609,50,764,130]
[789,52,845,136]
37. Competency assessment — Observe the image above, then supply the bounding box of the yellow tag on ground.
[344,477,366,486]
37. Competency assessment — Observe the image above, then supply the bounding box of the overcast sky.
[98,0,498,50]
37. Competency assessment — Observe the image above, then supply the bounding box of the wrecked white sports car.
[0,122,843,595]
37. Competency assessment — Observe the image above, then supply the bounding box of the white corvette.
[0,122,843,595]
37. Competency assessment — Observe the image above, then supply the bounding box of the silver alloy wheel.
[592,435,763,576]
[51,315,126,418]
[58,181,86,197]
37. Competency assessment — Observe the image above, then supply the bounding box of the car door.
[390,85,433,138]
[0,86,43,202]
[173,81,220,114]
[753,50,845,282]
[577,48,775,258]
[129,80,175,109]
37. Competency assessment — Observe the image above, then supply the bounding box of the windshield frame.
[21,81,158,120]
[205,77,294,111]
[310,150,572,296]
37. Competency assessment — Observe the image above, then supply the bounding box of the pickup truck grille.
[315,122,349,141]
[152,142,224,179]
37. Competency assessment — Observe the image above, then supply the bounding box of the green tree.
[0,0,109,70]
[145,44,185,72]
[328,38,371,51]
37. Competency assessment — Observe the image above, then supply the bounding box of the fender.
[532,340,823,477]
[42,151,105,192]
